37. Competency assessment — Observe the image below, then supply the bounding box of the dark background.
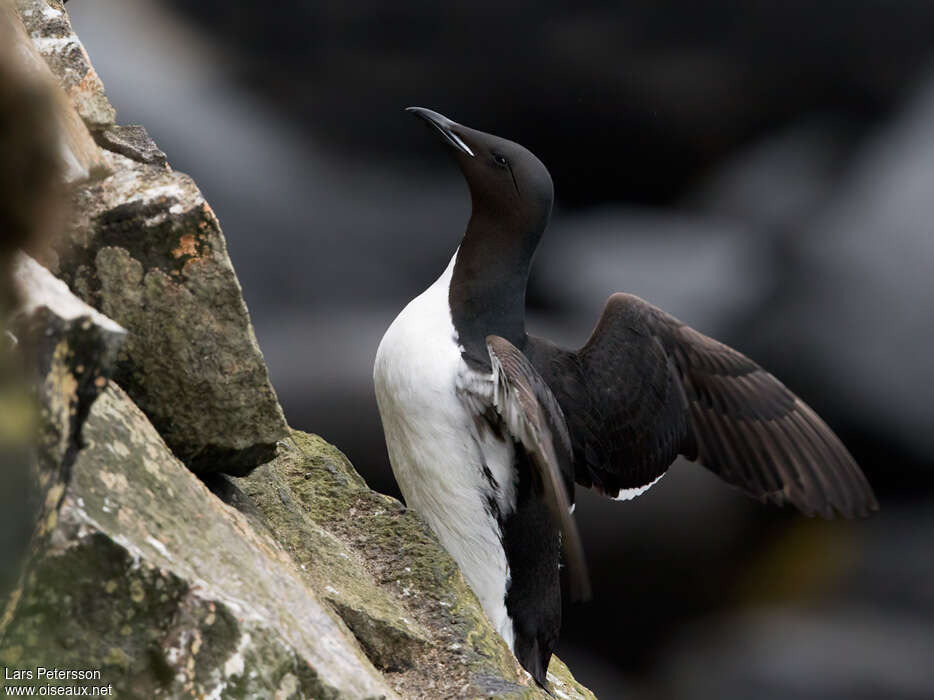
[70,2,934,697]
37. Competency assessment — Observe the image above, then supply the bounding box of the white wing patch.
[614,472,666,501]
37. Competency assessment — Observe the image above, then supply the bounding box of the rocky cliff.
[0,1,595,697]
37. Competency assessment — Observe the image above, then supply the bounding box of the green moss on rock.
[0,386,396,699]
[232,431,597,700]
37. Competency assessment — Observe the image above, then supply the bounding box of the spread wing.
[528,293,877,518]
[459,335,591,601]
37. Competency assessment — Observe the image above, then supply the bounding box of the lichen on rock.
[16,0,115,131]
[12,0,288,477]
[95,124,168,168]
[1,385,396,699]
[10,254,126,537]
[52,132,288,476]
[230,432,596,700]
[0,6,60,603]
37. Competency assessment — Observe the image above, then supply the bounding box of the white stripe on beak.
[426,120,474,156]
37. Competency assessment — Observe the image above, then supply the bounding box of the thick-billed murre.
[374,107,877,687]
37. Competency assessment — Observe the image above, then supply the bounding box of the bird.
[373,107,877,689]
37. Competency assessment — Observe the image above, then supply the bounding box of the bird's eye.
[492,153,508,167]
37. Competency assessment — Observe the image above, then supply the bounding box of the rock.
[49,149,288,476]
[230,431,595,699]
[0,385,396,699]
[0,347,34,606]
[0,5,69,262]
[215,457,432,676]
[8,254,125,562]
[5,258,582,697]
[0,13,62,602]
[6,0,109,185]
[0,310,34,603]
[14,0,287,476]
[1,251,125,651]
[0,379,594,697]
[95,124,168,168]
[17,0,115,131]
[12,253,125,341]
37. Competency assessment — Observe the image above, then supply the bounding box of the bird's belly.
[374,286,517,648]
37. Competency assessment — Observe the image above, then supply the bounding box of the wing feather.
[528,293,877,518]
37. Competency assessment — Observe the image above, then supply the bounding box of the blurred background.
[68,1,933,697]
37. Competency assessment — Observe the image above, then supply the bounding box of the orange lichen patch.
[172,234,198,259]
[74,70,99,97]
[201,202,218,220]
[197,210,215,233]
[72,65,115,124]
[182,257,210,276]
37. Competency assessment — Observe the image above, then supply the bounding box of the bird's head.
[407,107,554,236]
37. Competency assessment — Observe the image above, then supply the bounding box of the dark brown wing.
[526,311,690,499]
[460,335,591,601]
[529,293,877,518]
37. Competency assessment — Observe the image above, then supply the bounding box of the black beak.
[406,107,475,157]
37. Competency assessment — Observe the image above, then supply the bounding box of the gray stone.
[17,0,115,130]
[229,431,596,700]
[15,0,287,476]
[50,148,288,475]
[95,124,168,168]
[8,254,125,564]
[0,5,66,261]
[4,1,108,186]
[0,385,396,700]
[0,16,64,601]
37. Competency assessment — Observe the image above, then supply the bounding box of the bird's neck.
[448,213,540,367]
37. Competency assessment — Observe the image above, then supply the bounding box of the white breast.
[374,251,517,649]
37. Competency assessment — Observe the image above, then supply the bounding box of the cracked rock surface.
[16,0,289,476]
[1,384,395,699]
[54,148,288,475]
